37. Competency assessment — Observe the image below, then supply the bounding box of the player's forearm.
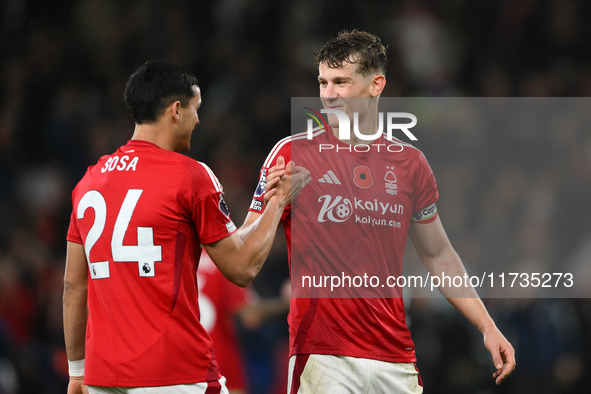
[236,224,254,241]
[428,253,497,333]
[436,256,515,385]
[63,283,88,361]
[421,244,479,298]
[447,296,497,334]
[204,200,284,287]
[237,212,260,241]
[419,244,493,329]
[235,198,284,285]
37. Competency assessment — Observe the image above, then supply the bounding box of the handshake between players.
[262,155,310,208]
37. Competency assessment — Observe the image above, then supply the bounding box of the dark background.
[1,0,591,393]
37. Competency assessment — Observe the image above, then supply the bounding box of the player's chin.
[327,118,339,128]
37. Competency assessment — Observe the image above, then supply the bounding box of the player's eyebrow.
[333,76,352,83]
[318,76,352,83]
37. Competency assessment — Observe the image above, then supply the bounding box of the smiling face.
[174,85,201,152]
[318,60,384,132]
[318,60,376,99]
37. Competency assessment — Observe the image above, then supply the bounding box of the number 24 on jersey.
[77,189,162,279]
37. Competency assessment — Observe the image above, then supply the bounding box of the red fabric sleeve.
[411,151,439,224]
[66,187,83,244]
[192,192,237,244]
[188,161,237,244]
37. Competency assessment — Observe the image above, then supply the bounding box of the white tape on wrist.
[68,359,85,377]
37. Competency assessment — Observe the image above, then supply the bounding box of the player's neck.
[131,122,175,151]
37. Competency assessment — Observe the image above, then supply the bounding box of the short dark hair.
[124,61,199,124]
[314,29,388,76]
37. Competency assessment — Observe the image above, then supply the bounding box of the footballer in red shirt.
[244,30,515,393]
[63,61,309,394]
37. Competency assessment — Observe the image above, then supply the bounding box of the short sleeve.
[411,152,439,224]
[66,187,83,244]
[66,210,83,244]
[189,161,237,244]
[192,192,237,244]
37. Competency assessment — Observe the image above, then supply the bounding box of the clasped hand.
[264,156,310,207]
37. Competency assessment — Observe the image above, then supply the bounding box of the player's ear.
[370,74,386,97]
[169,100,182,122]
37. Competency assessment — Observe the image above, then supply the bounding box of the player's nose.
[321,83,338,99]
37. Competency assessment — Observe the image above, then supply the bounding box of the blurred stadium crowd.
[1,0,591,393]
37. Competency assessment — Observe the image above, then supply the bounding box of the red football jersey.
[197,250,250,391]
[67,140,237,387]
[249,127,439,363]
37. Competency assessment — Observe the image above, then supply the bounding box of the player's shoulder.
[262,126,327,167]
[76,149,119,187]
[175,155,224,193]
[107,143,223,193]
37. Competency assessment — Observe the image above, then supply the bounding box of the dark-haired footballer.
[63,61,309,394]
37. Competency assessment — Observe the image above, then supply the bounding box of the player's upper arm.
[64,241,89,290]
[408,216,456,268]
[203,233,243,280]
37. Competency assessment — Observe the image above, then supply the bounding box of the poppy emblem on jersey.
[353,166,373,189]
[254,169,267,198]
[218,193,230,218]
